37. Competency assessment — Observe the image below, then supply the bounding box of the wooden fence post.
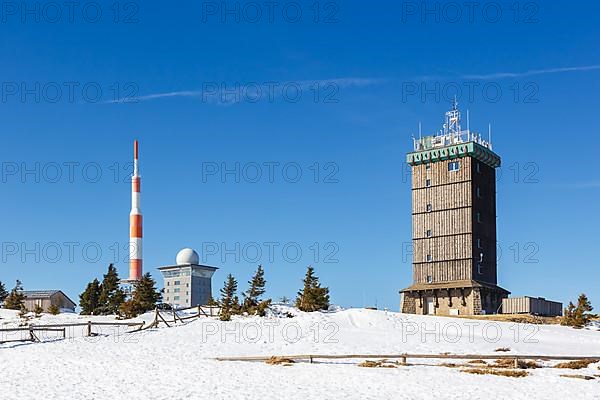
[86,321,92,337]
[514,357,519,369]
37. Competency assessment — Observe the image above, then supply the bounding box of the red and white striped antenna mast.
[129,139,143,281]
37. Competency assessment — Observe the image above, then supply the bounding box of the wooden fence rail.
[216,353,600,366]
[1,304,219,344]
[0,321,145,344]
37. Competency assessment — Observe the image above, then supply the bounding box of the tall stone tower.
[400,102,509,315]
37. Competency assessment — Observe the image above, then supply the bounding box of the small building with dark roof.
[23,290,76,312]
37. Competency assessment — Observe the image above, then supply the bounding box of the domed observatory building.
[158,248,218,309]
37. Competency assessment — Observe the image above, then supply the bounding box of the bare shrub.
[462,368,529,378]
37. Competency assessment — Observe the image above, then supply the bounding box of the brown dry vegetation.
[467,360,488,365]
[493,359,541,369]
[494,347,511,352]
[358,360,397,368]
[265,356,295,366]
[554,360,598,369]
[439,362,460,368]
[461,368,529,378]
[559,374,595,380]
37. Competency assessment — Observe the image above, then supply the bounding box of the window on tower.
[425,163,431,170]
[426,275,433,283]
[426,204,432,212]
[426,229,432,237]
[448,161,460,172]
[477,186,482,198]
[426,254,433,262]
[426,179,431,187]
[477,212,482,223]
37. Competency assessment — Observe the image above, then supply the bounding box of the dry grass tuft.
[494,347,511,352]
[358,360,397,368]
[461,368,529,378]
[554,360,598,370]
[467,359,488,365]
[439,362,460,368]
[559,374,595,380]
[265,356,295,366]
[493,359,541,369]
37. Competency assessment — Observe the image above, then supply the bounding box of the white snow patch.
[1,307,599,399]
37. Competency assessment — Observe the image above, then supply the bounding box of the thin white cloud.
[461,65,600,80]
[109,78,383,104]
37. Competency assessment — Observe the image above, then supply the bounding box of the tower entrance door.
[425,297,435,315]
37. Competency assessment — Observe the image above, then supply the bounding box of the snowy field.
[1,307,599,400]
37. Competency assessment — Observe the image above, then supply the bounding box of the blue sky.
[0,0,599,310]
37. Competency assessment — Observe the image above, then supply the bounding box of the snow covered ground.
[1,307,599,399]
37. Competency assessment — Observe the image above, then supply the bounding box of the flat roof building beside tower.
[159,248,218,309]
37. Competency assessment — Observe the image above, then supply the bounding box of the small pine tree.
[33,304,44,316]
[574,293,593,327]
[242,265,269,314]
[97,264,126,315]
[48,304,60,315]
[561,302,576,326]
[4,280,26,310]
[79,278,101,315]
[280,296,290,305]
[118,299,141,319]
[132,273,162,313]
[0,281,8,303]
[562,294,594,328]
[18,304,29,319]
[232,295,242,315]
[255,299,272,317]
[219,274,238,321]
[296,265,330,312]
[206,295,218,306]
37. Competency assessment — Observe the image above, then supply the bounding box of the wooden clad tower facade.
[400,103,509,315]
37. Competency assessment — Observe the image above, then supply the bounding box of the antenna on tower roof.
[488,123,492,149]
[467,109,470,135]
[419,121,422,139]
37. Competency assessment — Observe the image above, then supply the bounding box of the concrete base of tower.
[400,280,510,316]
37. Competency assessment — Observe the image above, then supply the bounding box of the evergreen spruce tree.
[97,264,126,315]
[242,265,270,314]
[206,295,218,306]
[79,278,101,315]
[48,304,60,315]
[232,295,242,315]
[0,281,8,303]
[561,294,594,328]
[561,302,576,326]
[296,265,330,312]
[132,273,162,313]
[4,280,26,310]
[33,304,44,316]
[574,293,593,327]
[219,274,238,321]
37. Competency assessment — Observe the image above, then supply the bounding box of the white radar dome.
[176,248,200,265]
